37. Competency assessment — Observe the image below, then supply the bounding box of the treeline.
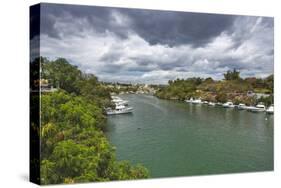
[102,82,139,94]
[35,57,149,184]
[155,69,273,106]
[40,57,112,108]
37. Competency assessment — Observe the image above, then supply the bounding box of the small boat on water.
[266,105,274,114]
[112,98,125,103]
[246,106,255,111]
[222,101,235,108]
[216,102,223,106]
[192,99,203,104]
[107,96,134,115]
[248,103,266,112]
[237,103,246,110]
[106,105,133,115]
[111,96,120,100]
[185,97,194,103]
[208,102,216,106]
[111,96,129,104]
[203,101,209,104]
[114,100,129,106]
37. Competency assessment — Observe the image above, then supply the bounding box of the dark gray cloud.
[41,4,112,39]
[41,3,236,47]
[38,3,274,84]
[125,10,236,47]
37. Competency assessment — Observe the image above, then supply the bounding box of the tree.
[265,74,274,93]
[204,77,214,83]
[41,58,82,94]
[215,93,227,103]
[224,69,240,80]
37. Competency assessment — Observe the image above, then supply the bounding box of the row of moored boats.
[185,98,274,114]
[106,96,134,115]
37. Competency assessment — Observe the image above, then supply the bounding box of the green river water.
[106,94,273,178]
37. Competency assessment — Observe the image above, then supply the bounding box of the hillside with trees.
[35,57,149,184]
[155,69,273,106]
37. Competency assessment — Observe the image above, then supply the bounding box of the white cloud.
[38,12,274,84]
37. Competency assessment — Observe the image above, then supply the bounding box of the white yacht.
[191,98,203,104]
[111,96,129,105]
[114,100,129,106]
[216,102,223,106]
[266,105,274,114]
[222,101,235,108]
[106,105,133,115]
[237,103,246,110]
[107,96,134,115]
[203,101,209,104]
[185,97,194,103]
[245,106,256,111]
[208,102,216,106]
[112,98,124,103]
[248,103,266,112]
[111,96,120,100]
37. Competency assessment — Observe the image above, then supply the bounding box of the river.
[106,94,273,178]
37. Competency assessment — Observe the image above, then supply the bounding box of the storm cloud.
[38,3,274,84]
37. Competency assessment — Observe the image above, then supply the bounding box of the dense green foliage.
[156,78,199,100]
[41,57,82,94]
[41,57,111,108]
[39,58,149,184]
[223,68,241,80]
[156,69,274,106]
[245,74,274,94]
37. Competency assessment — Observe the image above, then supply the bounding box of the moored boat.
[248,103,266,112]
[266,105,274,114]
[185,97,194,103]
[222,101,235,108]
[237,103,246,110]
[107,95,134,115]
[112,98,124,103]
[111,96,129,105]
[106,105,133,115]
[114,100,129,106]
[208,102,216,106]
[191,98,203,104]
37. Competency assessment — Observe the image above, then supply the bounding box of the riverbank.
[155,74,273,107]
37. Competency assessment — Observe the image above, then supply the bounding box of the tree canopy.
[224,69,241,80]
[38,58,149,184]
[41,58,82,94]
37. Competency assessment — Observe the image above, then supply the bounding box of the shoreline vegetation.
[35,57,149,185]
[155,69,273,107]
[105,69,273,107]
[34,57,273,184]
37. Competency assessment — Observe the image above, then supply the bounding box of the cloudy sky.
[36,3,274,84]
